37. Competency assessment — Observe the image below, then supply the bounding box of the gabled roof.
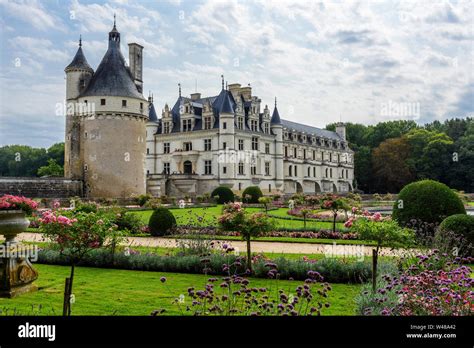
[65,46,93,72]
[281,119,343,140]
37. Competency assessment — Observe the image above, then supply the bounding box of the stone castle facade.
[64,23,354,198]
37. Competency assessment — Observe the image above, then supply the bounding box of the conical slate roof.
[213,88,235,114]
[271,105,281,124]
[65,46,93,72]
[148,102,158,122]
[80,26,144,99]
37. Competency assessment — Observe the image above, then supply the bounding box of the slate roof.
[271,105,281,124]
[281,119,342,140]
[161,86,342,141]
[65,46,93,72]
[213,88,235,114]
[148,102,158,122]
[80,26,144,100]
[167,89,237,133]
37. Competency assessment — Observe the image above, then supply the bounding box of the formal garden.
[0,180,473,316]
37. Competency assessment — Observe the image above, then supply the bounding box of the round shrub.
[148,207,176,236]
[242,186,263,203]
[392,180,466,226]
[211,186,235,204]
[436,214,474,256]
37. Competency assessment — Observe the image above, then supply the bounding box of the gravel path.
[17,232,409,258]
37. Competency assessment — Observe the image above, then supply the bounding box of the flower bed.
[172,226,359,240]
[35,246,394,284]
[356,251,474,316]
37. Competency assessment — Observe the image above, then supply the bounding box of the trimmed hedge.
[242,186,263,203]
[35,248,396,284]
[211,186,235,204]
[438,214,474,250]
[148,207,176,236]
[392,180,466,226]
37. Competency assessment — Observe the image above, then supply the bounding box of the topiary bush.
[435,214,474,256]
[242,186,263,203]
[148,207,176,236]
[211,186,235,204]
[392,180,466,226]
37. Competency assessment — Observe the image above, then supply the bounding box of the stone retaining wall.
[0,177,83,198]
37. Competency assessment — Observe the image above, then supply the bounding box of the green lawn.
[131,206,345,231]
[0,264,360,316]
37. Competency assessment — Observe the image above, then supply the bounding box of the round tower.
[68,19,148,198]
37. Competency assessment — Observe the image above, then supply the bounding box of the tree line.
[327,117,473,193]
[0,143,64,177]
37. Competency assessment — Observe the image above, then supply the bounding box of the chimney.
[190,93,201,101]
[228,83,241,100]
[240,86,252,101]
[336,122,346,140]
[128,43,144,93]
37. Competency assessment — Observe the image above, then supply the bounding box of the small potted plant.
[0,195,38,244]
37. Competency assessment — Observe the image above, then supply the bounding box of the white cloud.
[9,36,70,63]
[0,0,64,31]
[1,0,473,147]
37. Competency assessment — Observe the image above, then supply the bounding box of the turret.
[146,93,159,175]
[64,36,94,101]
[270,97,284,192]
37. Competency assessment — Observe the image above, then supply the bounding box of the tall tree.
[372,137,414,193]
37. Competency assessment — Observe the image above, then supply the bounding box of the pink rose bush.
[0,194,38,214]
[40,209,116,255]
[218,202,274,271]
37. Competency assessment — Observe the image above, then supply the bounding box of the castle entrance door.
[183,161,193,174]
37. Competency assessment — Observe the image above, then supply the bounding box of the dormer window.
[182,119,192,132]
[204,117,212,130]
[263,123,269,134]
[163,122,170,134]
[250,119,258,131]
[237,117,244,130]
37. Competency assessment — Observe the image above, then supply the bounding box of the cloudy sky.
[0,0,473,148]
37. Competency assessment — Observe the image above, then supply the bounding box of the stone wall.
[0,177,83,198]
